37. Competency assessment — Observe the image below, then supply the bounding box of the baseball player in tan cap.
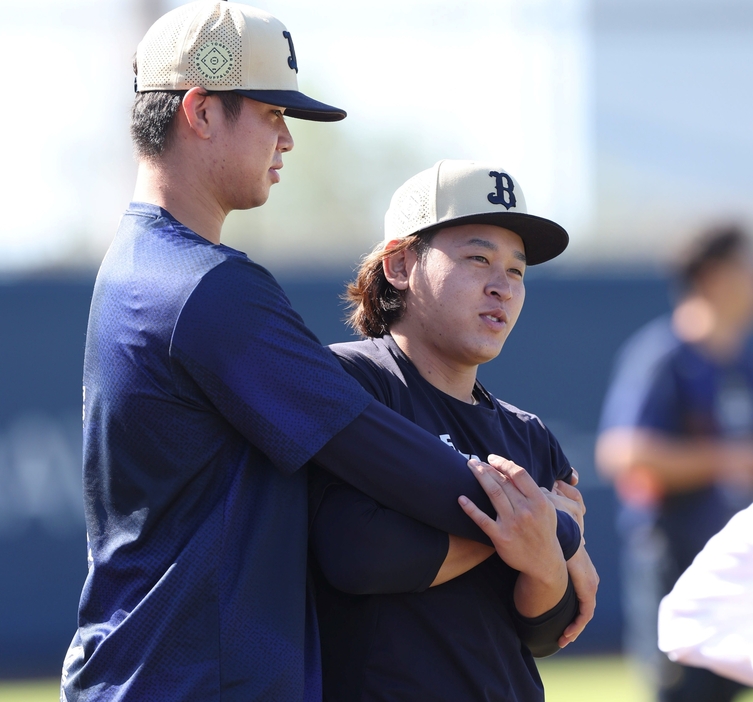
[310,160,598,701]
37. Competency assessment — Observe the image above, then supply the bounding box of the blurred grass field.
[0,679,58,702]
[3,657,753,701]
[539,656,753,702]
[539,655,652,702]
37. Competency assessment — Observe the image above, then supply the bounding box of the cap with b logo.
[135,1,346,122]
[384,160,569,264]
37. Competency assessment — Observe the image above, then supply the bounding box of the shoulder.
[622,316,735,397]
[600,315,690,431]
[489,386,563,443]
[328,337,408,403]
[172,257,322,367]
[613,315,683,378]
[172,257,292,348]
[493,395,543,427]
[491,395,553,437]
[184,256,297,329]
[608,314,691,399]
[110,204,275,307]
[486,392,572,481]
[330,337,407,376]
[741,334,753,361]
[187,254,286,304]
[330,337,397,368]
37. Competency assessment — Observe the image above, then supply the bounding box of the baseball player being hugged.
[309,160,599,702]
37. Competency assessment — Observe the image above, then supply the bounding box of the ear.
[181,87,220,141]
[383,240,418,291]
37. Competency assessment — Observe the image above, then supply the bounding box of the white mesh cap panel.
[135,1,298,92]
[182,3,243,88]
[137,2,200,90]
[384,166,438,241]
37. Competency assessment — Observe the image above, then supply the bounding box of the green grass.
[539,655,651,702]
[5,658,753,701]
[539,655,753,702]
[0,679,59,702]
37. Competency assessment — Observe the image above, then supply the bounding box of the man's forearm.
[315,399,582,557]
[596,427,753,492]
[513,558,569,619]
[310,472,449,595]
[314,400,494,543]
[430,535,495,586]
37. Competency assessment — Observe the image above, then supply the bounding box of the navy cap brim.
[232,89,346,122]
[416,213,569,265]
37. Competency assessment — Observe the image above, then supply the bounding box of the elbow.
[317,558,384,595]
[528,640,562,659]
[313,535,388,594]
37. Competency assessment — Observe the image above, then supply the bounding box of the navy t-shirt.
[62,203,372,701]
[600,315,753,576]
[310,336,575,702]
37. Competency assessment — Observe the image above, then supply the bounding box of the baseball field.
[3,657,753,701]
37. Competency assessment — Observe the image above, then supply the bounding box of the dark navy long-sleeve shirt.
[310,336,579,702]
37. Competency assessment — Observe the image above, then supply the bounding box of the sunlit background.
[3,0,753,697]
[5,0,753,275]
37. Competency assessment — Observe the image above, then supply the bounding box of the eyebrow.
[464,237,527,264]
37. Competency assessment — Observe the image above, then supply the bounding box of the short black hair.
[675,224,750,291]
[130,56,244,160]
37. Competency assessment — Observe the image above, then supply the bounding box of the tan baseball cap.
[135,1,346,122]
[384,160,569,265]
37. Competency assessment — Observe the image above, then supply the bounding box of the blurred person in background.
[596,224,753,702]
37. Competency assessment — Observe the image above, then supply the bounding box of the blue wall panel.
[0,271,672,676]
[0,279,92,677]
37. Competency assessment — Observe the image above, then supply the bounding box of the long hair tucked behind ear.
[345,232,435,338]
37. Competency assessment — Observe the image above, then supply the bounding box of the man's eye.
[471,256,489,264]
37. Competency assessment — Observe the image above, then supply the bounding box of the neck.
[390,330,479,404]
[133,156,226,245]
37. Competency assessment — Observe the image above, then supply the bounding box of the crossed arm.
[596,427,753,495]
[310,454,598,655]
[459,456,598,649]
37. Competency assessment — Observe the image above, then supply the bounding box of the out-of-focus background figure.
[596,225,753,702]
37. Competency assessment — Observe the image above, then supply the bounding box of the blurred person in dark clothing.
[596,225,753,702]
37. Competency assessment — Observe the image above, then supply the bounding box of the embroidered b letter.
[283,31,298,73]
[487,171,516,209]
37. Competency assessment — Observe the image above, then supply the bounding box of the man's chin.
[473,344,506,367]
[235,192,271,212]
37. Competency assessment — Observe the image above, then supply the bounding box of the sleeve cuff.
[513,576,578,658]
